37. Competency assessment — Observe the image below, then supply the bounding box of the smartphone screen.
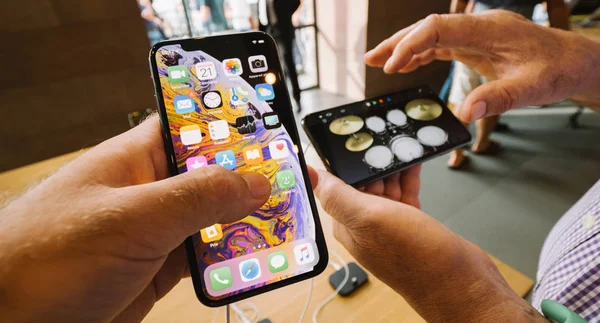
[149,33,327,306]
[302,86,471,187]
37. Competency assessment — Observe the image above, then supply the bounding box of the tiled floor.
[296,89,600,279]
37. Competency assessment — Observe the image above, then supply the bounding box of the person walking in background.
[259,0,303,112]
[225,0,258,32]
[137,0,167,46]
[446,0,570,169]
[192,0,229,34]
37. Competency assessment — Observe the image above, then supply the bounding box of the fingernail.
[242,173,271,199]
[383,60,393,73]
[469,101,487,121]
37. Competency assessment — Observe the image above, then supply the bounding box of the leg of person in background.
[473,115,500,153]
[278,30,302,112]
[447,102,470,169]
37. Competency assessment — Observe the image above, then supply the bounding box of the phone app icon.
[239,259,262,282]
[186,156,208,171]
[262,112,281,129]
[229,86,250,106]
[209,267,233,291]
[243,145,264,165]
[269,140,289,160]
[222,58,243,77]
[201,224,223,243]
[276,170,296,190]
[180,125,202,145]
[173,95,196,114]
[236,116,256,134]
[255,83,275,101]
[195,61,217,81]
[202,91,223,109]
[167,65,189,84]
[268,251,289,273]
[294,243,315,265]
[248,55,268,73]
[208,120,230,140]
[215,150,237,170]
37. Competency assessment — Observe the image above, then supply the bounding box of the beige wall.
[317,0,450,99]
[0,0,155,171]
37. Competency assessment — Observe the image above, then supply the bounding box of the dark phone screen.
[151,33,324,303]
[303,87,471,186]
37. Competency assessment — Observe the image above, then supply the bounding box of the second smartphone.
[302,86,472,187]
[149,32,328,307]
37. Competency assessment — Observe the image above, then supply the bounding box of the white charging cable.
[312,250,350,323]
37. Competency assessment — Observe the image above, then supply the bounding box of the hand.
[0,116,271,322]
[365,10,600,122]
[308,166,547,322]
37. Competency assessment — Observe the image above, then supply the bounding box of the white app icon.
[248,55,268,73]
[180,125,202,145]
[294,243,315,265]
[195,62,217,81]
[269,140,290,160]
[239,258,262,282]
[208,120,230,140]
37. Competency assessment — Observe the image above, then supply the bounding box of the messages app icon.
[209,267,233,291]
[268,251,288,273]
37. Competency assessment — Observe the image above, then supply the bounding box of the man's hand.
[365,10,600,122]
[309,166,548,322]
[0,116,271,322]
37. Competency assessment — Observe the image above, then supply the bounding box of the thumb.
[312,170,376,228]
[122,166,271,249]
[460,78,534,122]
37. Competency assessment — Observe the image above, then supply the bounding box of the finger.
[399,165,422,209]
[364,20,421,67]
[307,166,319,190]
[383,173,402,201]
[460,77,535,122]
[383,14,486,73]
[122,166,271,250]
[332,219,357,253]
[313,170,376,227]
[364,180,385,196]
[396,48,443,73]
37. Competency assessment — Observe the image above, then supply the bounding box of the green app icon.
[276,170,296,190]
[209,267,233,291]
[268,251,289,273]
[167,65,189,84]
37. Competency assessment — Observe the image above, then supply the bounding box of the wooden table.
[0,147,534,323]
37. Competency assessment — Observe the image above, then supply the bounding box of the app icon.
[268,251,289,273]
[262,112,281,129]
[243,145,264,165]
[201,224,223,243]
[222,58,243,77]
[276,170,296,190]
[180,125,202,145]
[269,140,290,160]
[202,91,223,109]
[173,95,196,114]
[195,61,217,81]
[215,150,237,170]
[208,120,230,140]
[167,65,189,84]
[248,55,268,73]
[229,86,250,106]
[239,258,262,282]
[255,83,275,101]
[209,267,233,291]
[294,243,315,265]
[236,116,256,134]
[186,156,208,171]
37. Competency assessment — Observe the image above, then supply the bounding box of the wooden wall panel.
[0,0,155,171]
